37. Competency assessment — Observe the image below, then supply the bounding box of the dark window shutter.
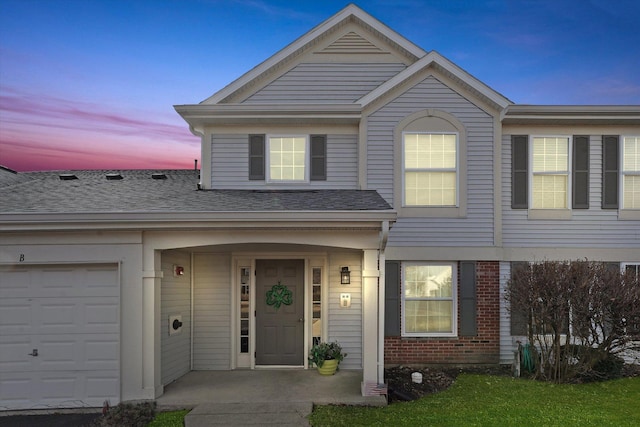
[459,261,477,336]
[605,262,620,273]
[385,261,401,336]
[572,135,590,209]
[512,135,528,209]
[310,135,327,181]
[248,134,265,180]
[510,262,528,336]
[602,135,619,209]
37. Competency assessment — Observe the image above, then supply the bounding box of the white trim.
[502,105,640,124]
[357,51,511,110]
[0,211,397,232]
[621,135,640,210]
[266,135,309,183]
[232,254,328,369]
[201,5,425,105]
[528,135,572,210]
[621,262,640,272]
[401,131,459,208]
[401,261,458,338]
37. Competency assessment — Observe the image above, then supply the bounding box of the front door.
[255,259,304,365]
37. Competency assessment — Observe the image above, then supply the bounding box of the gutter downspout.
[190,252,195,370]
[378,220,390,385]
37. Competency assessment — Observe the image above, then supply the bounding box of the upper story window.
[268,136,307,182]
[403,133,458,206]
[531,136,570,209]
[622,136,640,209]
[394,110,467,218]
[248,134,326,182]
[402,262,457,337]
[512,134,590,217]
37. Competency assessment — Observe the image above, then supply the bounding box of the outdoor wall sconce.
[340,266,351,284]
[173,265,184,277]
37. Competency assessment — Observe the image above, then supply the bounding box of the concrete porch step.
[185,402,312,426]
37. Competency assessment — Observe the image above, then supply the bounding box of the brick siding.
[384,261,501,365]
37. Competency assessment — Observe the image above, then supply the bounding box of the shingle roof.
[0,170,393,214]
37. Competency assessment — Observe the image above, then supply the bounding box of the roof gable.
[201,4,426,105]
[358,51,512,111]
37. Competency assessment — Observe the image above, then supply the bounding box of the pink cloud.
[0,86,200,171]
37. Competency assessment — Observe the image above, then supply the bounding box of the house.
[0,4,638,410]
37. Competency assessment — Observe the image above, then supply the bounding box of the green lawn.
[147,409,190,426]
[309,374,640,426]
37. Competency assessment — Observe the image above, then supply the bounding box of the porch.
[156,369,386,410]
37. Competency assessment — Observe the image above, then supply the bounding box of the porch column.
[142,248,163,399]
[361,249,380,395]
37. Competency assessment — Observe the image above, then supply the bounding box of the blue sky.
[1,0,639,171]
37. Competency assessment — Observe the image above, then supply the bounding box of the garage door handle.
[28,349,38,357]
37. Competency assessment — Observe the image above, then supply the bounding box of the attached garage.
[0,263,120,410]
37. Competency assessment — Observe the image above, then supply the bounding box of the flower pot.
[317,359,339,375]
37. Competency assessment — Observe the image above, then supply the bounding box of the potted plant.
[308,341,347,375]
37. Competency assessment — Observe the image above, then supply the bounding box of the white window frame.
[621,262,640,336]
[401,132,459,207]
[621,136,640,210]
[266,135,309,183]
[529,135,572,210]
[621,262,640,276]
[401,262,458,337]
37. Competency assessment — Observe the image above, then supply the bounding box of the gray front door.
[255,259,304,365]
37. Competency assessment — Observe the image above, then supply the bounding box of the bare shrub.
[92,401,156,427]
[507,260,639,382]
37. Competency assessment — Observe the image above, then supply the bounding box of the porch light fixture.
[340,266,350,285]
[173,265,185,277]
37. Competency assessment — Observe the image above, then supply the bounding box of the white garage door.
[0,263,120,410]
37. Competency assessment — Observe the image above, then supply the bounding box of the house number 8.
[19,254,25,262]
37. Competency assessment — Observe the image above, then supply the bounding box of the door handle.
[298,318,304,322]
[28,349,38,357]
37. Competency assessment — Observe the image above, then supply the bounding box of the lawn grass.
[147,409,190,426]
[309,374,640,426]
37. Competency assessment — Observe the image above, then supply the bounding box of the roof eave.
[174,103,362,127]
[502,105,640,125]
[0,210,397,231]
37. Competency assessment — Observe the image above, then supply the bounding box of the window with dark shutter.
[310,135,327,181]
[248,134,265,180]
[510,262,528,336]
[384,261,401,336]
[459,261,477,336]
[573,136,590,209]
[602,136,619,209]
[512,135,528,209]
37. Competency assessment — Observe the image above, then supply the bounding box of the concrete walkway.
[156,369,386,427]
[186,402,312,426]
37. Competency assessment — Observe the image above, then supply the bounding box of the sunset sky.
[1,0,639,172]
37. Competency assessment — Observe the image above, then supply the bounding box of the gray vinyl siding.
[328,251,362,369]
[244,63,406,103]
[499,262,520,364]
[210,134,358,189]
[192,253,231,370]
[368,75,495,247]
[161,250,192,385]
[502,134,640,248]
